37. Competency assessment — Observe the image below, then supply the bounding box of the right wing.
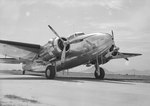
[111,52,142,60]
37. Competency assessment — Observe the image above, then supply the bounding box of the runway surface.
[0,70,150,106]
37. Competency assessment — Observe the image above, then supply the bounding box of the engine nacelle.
[52,37,70,55]
[109,45,118,56]
[37,37,70,61]
[111,51,118,56]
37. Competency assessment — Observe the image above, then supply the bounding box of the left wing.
[0,40,42,60]
[0,58,21,64]
[111,52,142,60]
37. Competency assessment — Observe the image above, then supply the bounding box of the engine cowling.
[52,37,70,55]
[111,51,118,56]
[109,45,118,56]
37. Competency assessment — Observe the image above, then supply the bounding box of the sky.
[0,0,150,72]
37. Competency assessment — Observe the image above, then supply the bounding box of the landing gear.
[94,67,105,79]
[94,55,105,80]
[45,65,56,79]
[22,70,25,75]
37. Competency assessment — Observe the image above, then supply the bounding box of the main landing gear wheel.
[45,66,56,79]
[22,70,25,75]
[94,67,105,80]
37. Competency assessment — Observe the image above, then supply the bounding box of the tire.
[45,66,56,79]
[94,67,105,80]
[22,70,25,75]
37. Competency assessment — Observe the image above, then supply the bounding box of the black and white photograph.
[0,0,150,106]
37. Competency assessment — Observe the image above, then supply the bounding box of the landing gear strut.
[94,67,105,79]
[94,55,105,79]
[22,70,25,75]
[45,65,56,79]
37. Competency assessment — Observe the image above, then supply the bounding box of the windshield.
[68,32,85,40]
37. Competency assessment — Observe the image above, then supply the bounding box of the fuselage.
[57,33,113,71]
[24,32,113,72]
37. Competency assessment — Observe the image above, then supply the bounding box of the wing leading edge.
[0,40,41,53]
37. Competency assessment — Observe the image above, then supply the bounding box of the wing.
[0,40,42,61]
[112,52,142,60]
[0,58,21,64]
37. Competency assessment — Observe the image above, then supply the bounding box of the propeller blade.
[48,25,64,42]
[111,30,114,40]
[60,38,84,63]
[110,30,128,61]
[48,25,60,38]
[61,44,67,63]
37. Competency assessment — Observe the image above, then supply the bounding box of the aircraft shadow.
[0,74,149,84]
[0,76,46,80]
[0,71,150,84]
[55,76,150,84]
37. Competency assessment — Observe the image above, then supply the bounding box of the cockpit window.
[68,32,85,40]
[75,32,85,36]
[48,39,53,43]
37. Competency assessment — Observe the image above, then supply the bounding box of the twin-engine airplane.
[0,25,141,79]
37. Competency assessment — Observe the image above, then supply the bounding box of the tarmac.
[0,70,150,106]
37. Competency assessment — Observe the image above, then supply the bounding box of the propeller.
[111,30,128,61]
[61,42,67,63]
[111,30,114,40]
[111,30,118,51]
[48,25,67,63]
[48,25,64,42]
[48,25,84,63]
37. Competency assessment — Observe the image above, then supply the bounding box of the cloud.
[46,0,124,10]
